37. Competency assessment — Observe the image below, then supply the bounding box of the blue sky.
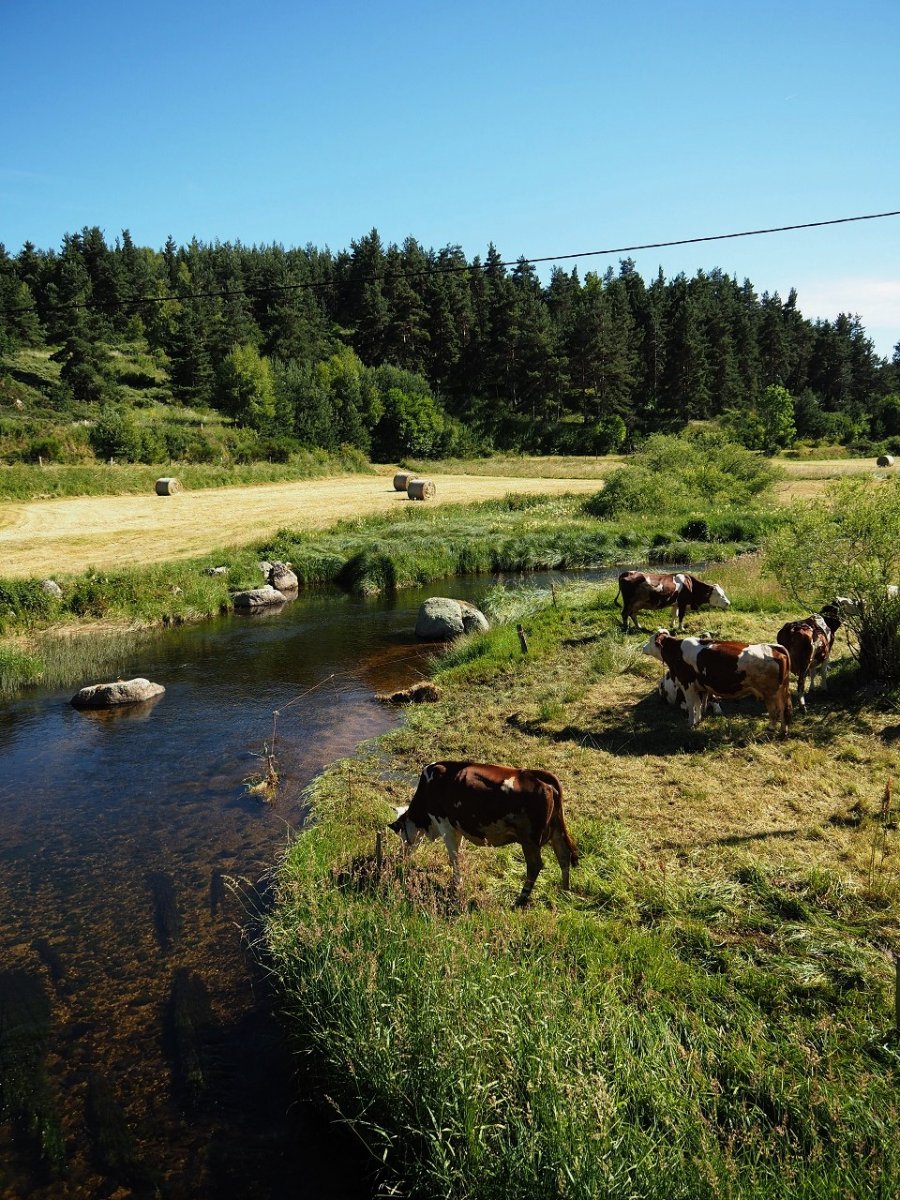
[3,0,898,356]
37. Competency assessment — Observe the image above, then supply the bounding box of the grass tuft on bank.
[265,570,900,1200]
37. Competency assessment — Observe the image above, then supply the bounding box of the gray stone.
[71,678,165,710]
[268,561,299,591]
[204,565,228,576]
[415,597,489,640]
[233,585,288,610]
[40,579,63,597]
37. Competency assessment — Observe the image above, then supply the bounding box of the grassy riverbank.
[0,492,779,695]
[264,562,900,1200]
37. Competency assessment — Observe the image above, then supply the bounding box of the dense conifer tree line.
[2,226,898,458]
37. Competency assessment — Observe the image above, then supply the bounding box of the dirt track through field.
[0,472,601,579]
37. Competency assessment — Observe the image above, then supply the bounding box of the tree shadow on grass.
[507,686,875,757]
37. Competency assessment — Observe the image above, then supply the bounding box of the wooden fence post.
[517,624,529,654]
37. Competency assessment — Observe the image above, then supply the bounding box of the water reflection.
[0,569,624,1196]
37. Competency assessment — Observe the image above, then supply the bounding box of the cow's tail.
[539,771,579,867]
[773,645,794,731]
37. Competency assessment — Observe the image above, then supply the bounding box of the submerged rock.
[71,678,165,710]
[377,681,443,705]
[415,597,489,640]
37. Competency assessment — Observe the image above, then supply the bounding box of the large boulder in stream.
[232,584,288,610]
[415,597,489,640]
[71,678,165,710]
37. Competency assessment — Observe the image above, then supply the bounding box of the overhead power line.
[6,208,900,317]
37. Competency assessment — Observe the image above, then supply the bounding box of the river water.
[2,571,625,1199]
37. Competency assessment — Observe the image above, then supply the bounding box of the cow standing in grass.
[776,607,842,710]
[643,630,792,736]
[388,761,578,907]
[618,570,731,632]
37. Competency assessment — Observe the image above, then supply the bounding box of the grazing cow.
[658,669,723,717]
[643,630,792,736]
[388,760,578,907]
[776,608,842,709]
[833,586,899,617]
[617,571,730,632]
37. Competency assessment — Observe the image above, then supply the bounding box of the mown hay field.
[0,456,885,579]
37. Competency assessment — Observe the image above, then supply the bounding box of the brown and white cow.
[388,760,578,907]
[643,631,792,736]
[618,570,730,632]
[776,608,842,710]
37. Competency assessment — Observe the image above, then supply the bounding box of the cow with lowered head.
[618,570,730,633]
[388,760,578,907]
[643,630,792,736]
[776,605,842,710]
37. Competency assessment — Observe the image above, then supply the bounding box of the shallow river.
[0,570,624,1198]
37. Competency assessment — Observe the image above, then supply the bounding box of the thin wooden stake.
[895,954,900,1035]
[516,624,529,654]
[375,831,383,877]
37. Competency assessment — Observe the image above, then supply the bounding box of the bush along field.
[264,558,900,1200]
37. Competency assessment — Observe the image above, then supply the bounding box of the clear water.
[2,571,630,1197]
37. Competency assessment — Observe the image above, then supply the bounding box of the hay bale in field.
[393,471,414,491]
[877,454,894,467]
[407,478,436,501]
[155,477,182,496]
[72,678,165,710]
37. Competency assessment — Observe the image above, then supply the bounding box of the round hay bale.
[407,478,436,501]
[393,471,414,491]
[155,476,182,496]
[876,455,894,468]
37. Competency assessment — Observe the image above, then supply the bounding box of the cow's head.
[388,805,424,849]
[642,629,669,661]
[708,584,731,610]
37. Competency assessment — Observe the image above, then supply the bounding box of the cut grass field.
[265,561,900,1200]
[0,456,885,579]
[0,470,603,579]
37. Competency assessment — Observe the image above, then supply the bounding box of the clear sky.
[2,0,898,357]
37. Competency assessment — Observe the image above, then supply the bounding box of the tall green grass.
[266,762,898,1200]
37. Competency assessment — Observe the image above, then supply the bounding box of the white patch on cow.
[679,638,708,670]
[673,573,687,593]
[642,633,664,660]
[501,776,517,791]
[421,762,438,784]
[658,671,680,705]
[393,805,409,820]
[738,644,776,667]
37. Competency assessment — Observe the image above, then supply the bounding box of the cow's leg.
[673,601,682,631]
[514,840,544,907]
[549,825,573,890]
[686,685,705,728]
[766,689,792,738]
[797,669,808,711]
[439,825,464,887]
